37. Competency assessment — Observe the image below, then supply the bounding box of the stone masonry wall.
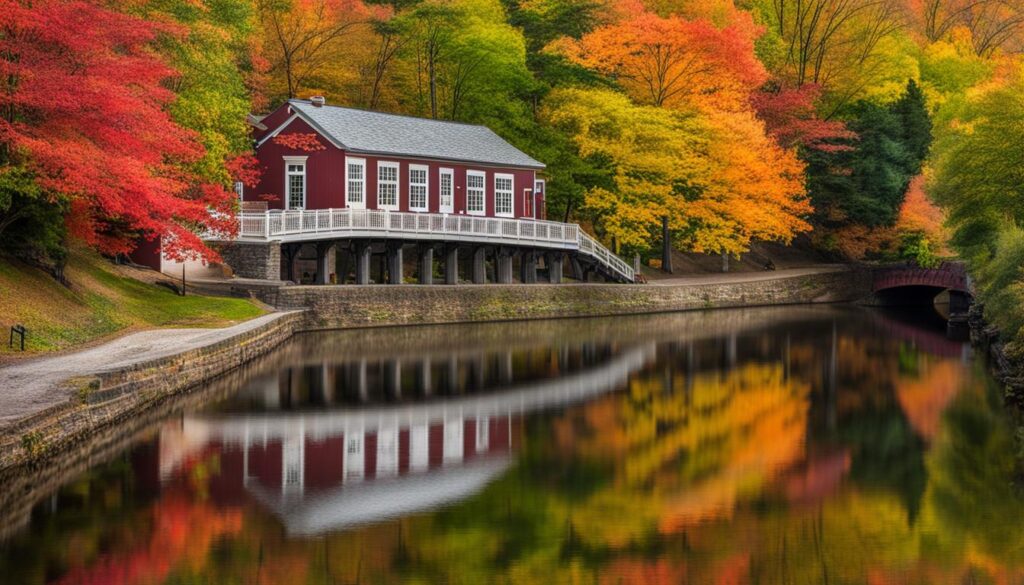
[215,241,280,280]
[251,268,874,330]
[0,311,303,473]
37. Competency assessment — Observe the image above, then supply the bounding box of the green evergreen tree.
[892,79,933,170]
[805,80,934,228]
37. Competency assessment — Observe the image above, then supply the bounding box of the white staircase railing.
[217,208,634,282]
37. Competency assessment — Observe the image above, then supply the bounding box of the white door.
[439,168,454,214]
[346,157,366,210]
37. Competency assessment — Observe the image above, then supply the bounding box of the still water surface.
[1,305,1022,584]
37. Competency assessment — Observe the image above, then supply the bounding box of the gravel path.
[645,265,850,286]
[0,312,291,429]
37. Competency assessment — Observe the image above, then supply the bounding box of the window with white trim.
[377,162,399,209]
[439,168,454,213]
[467,171,485,215]
[409,164,429,211]
[476,417,490,452]
[284,157,307,209]
[346,157,365,208]
[495,173,514,217]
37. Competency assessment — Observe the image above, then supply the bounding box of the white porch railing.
[219,208,634,282]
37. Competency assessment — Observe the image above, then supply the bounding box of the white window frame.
[409,164,429,212]
[444,418,464,464]
[466,170,486,216]
[282,434,304,494]
[494,173,514,218]
[439,167,454,214]
[344,431,364,483]
[283,156,307,210]
[377,161,399,211]
[476,417,490,453]
[410,423,429,472]
[376,426,399,478]
[345,156,366,210]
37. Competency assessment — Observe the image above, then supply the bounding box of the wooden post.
[661,216,672,274]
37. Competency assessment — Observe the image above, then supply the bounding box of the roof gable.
[270,100,544,169]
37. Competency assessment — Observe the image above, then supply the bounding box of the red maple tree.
[0,0,237,260]
[750,83,856,151]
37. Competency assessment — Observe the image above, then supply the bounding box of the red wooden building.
[247,97,547,220]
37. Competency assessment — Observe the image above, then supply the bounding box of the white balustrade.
[228,208,634,281]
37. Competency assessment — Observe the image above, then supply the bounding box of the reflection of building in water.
[157,344,656,535]
[220,341,625,411]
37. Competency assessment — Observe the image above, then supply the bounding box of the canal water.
[2,305,1023,584]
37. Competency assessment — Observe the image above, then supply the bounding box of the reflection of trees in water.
[11,322,1024,584]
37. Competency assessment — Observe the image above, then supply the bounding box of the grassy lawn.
[0,249,264,355]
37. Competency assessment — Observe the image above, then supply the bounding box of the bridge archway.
[871,263,972,319]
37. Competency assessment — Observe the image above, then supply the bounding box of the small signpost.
[9,324,26,351]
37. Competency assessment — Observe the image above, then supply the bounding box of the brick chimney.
[310,95,326,107]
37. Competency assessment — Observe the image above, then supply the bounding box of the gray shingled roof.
[283,99,544,169]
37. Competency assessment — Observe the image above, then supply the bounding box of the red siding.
[429,423,444,469]
[364,432,378,479]
[304,436,345,490]
[208,445,246,504]
[249,441,282,490]
[399,428,410,473]
[252,117,346,210]
[129,236,162,271]
[253,107,540,219]
[463,419,476,460]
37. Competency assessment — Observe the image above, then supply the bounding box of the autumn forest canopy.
[2,0,1024,276]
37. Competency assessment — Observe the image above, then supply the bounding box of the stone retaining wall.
[251,268,873,330]
[214,240,280,280]
[0,311,303,473]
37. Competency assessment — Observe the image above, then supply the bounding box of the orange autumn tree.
[689,109,812,257]
[558,6,766,111]
[548,2,811,258]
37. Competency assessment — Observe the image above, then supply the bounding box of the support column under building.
[472,247,487,284]
[282,243,299,283]
[570,256,585,281]
[315,241,336,284]
[520,249,538,284]
[354,242,371,285]
[419,245,434,285]
[337,247,353,284]
[496,248,514,284]
[445,245,459,285]
[546,252,563,284]
[387,243,404,285]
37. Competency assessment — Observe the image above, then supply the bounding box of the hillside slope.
[0,250,264,356]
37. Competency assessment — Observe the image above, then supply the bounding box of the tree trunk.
[428,44,438,119]
[661,216,672,274]
[721,251,729,273]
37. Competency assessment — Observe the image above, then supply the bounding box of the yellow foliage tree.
[542,87,811,256]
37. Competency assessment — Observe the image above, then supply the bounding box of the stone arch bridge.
[870,261,972,314]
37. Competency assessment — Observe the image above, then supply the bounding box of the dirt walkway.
[0,312,293,429]
[646,265,850,286]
